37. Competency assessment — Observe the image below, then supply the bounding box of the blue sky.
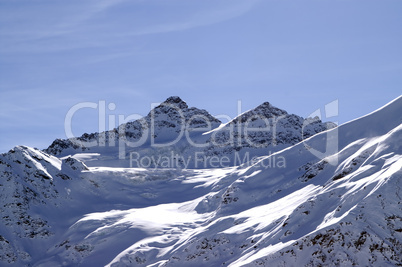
[0,0,401,153]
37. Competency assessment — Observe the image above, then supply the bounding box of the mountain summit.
[234,101,288,123]
[161,96,188,108]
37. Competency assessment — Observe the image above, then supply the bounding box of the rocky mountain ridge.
[45,97,335,168]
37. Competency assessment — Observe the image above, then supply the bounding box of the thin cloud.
[0,0,130,53]
[127,0,261,36]
[56,0,130,29]
[0,0,261,53]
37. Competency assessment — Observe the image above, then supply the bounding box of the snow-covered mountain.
[45,96,221,157]
[0,96,401,266]
[203,101,336,159]
[44,97,334,168]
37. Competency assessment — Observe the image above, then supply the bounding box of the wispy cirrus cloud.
[0,0,261,53]
[0,0,130,53]
[126,0,262,36]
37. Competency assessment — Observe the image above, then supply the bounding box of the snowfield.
[0,96,401,266]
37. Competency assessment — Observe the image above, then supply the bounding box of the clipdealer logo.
[63,99,338,168]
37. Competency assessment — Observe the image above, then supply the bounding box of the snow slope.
[0,96,401,266]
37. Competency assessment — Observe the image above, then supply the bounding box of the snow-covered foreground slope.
[0,96,401,266]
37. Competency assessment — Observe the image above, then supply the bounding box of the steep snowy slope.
[39,96,400,267]
[0,146,244,265]
[0,96,401,266]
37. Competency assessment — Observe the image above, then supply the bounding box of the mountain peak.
[228,101,288,125]
[161,96,188,109]
[253,101,288,117]
[150,96,220,125]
